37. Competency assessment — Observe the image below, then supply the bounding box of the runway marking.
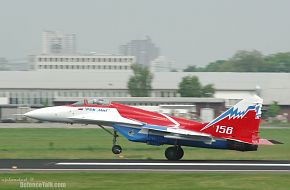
[55,162,290,167]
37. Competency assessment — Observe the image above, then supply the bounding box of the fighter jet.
[24,96,273,160]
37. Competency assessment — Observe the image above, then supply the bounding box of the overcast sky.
[1,0,290,68]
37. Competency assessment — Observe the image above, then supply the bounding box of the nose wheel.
[165,146,184,160]
[112,130,122,154]
[112,145,122,154]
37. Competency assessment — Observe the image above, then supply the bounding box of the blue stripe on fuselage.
[113,124,228,150]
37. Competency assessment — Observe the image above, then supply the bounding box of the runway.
[0,159,289,172]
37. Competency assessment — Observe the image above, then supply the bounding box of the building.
[0,71,290,120]
[119,36,159,67]
[34,54,135,71]
[42,31,76,55]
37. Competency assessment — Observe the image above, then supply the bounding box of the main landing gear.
[165,146,184,160]
[97,125,122,155]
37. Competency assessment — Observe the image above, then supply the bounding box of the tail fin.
[201,96,263,144]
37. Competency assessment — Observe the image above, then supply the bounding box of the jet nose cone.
[24,109,44,120]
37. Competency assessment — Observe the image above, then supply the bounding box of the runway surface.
[0,159,289,172]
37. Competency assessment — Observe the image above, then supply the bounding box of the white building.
[42,31,76,55]
[34,54,135,71]
[0,71,289,107]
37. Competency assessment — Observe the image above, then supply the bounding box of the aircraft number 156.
[215,125,233,134]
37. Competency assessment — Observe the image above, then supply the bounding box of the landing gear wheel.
[165,146,184,160]
[111,130,122,154]
[112,145,122,154]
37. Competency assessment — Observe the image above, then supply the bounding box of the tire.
[176,146,184,160]
[112,145,122,154]
[165,146,184,160]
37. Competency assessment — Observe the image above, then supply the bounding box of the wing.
[69,109,143,126]
[141,125,213,143]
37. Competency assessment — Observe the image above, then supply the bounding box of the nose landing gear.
[97,125,122,155]
[165,146,184,160]
[112,130,122,154]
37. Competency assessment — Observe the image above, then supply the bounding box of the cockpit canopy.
[72,98,111,106]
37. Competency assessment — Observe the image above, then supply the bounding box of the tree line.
[184,50,290,72]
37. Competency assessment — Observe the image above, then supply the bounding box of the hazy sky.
[1,0,290,67]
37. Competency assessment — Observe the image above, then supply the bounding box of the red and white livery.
[25,96,274,160]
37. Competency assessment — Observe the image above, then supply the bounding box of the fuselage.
[24,98,261,153]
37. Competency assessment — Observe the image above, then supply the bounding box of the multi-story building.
[34,54,135,71]
[119,36,159,67]
[42,31,76,55]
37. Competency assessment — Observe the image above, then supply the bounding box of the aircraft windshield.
[72,98,110,106]
[87,98,111,105]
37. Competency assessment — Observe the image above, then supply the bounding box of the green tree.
[189,50,290,73]
[229,50,264,72]
[202,84,215,97]
[205,60,230,72]
[183,65,204,72]
[178,76,215,97]
[183,65,197,72]
[127,64,153,97]
[264,52,290,72]
[267,101,280,117]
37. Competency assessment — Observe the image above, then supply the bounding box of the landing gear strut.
[97,125,122,155]
[112,130,122,154]
[165,146,184,160]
